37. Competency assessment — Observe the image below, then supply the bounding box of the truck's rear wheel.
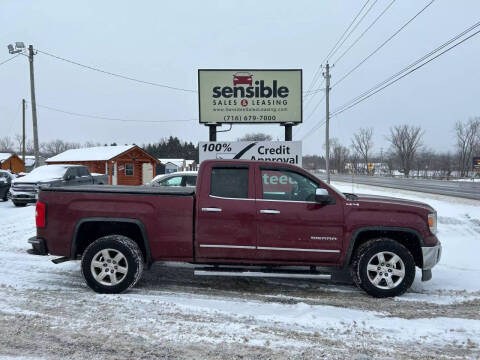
[81,235,144,294]
[351,238,415,298]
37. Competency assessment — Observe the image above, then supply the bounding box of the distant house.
[0,153,24,173]
[157,159,198,174]
[24,155,46,172]
[46,145,158,185]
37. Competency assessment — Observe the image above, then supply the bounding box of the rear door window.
[210,168,248,199]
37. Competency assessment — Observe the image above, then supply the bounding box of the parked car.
[30,159,441,298]
[147,171,197,187]
[10,164,107,207]
[0,170,15,201]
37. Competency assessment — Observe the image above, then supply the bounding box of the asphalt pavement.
[316,174,480,200]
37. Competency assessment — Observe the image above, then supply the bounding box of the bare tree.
[40,139,81,158]
[455,118,480,177]
[0,136,15,152]
[351,127,374,174]
[330,138,349,174]
[238,133,272,141]
[387,125,424,177]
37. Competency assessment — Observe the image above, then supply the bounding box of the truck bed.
[42,185,195,196]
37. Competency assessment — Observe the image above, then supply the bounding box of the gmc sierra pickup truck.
[30,160,441,298]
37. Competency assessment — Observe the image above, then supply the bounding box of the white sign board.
[199,141,302,166]
[198,69,302,124]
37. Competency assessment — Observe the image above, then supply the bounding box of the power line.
[0,53,22,67]
[328,0,379,61]
[36,49,197,93]
[301,20,480,141]
[330,27,480,118]
[332,0,396,65]
[33,102,197,123]
[323,0,372,64]
[304,1,378,110]
[333,0,435,88]
[333,20,480,114]
[304,0,371,100]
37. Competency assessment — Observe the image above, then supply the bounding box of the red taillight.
[36,201,46,228]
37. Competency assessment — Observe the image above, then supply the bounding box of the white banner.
[199,141,302,166]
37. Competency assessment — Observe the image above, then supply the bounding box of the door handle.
[260,209,280,214]
[202,207,222,212]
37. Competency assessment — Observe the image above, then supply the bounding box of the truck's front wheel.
[81,235,144,294]
[351,238,415,298]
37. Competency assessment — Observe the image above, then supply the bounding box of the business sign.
[199,141,302,166]
[198,69,302,124]
[473,157,480,171]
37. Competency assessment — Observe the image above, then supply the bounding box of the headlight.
[38,183,52,188]
[428,213,437,235]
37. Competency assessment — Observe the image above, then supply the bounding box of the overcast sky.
[1,0,479,156]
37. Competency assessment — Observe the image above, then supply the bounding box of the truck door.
[195,164,257,260]
[255,166,343,264]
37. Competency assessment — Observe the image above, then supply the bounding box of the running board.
[194,269,331,280]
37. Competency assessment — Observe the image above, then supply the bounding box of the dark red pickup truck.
[30,159,441,297]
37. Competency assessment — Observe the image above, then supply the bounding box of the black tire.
[81,235,144,294]
[351,238,415,298]
[13,201,27,207]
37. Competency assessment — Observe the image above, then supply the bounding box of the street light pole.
[28,45,40,168]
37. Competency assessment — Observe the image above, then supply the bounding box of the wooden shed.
[46,145,158,185]
[0,153,25,173]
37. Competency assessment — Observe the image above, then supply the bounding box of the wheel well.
[74,221,148,261]
[350,230,423,267]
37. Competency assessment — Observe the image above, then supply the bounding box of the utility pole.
[323,63,331,184]
[22,99,26,162]
[28,45,40,168]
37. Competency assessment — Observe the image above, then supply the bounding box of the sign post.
[473,157,480,175]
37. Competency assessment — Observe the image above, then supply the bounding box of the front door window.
[261,169,317,202]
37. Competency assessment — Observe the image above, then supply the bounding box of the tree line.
[1,118,478,178]
[303,118,480,178]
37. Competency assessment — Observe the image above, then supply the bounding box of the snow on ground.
[0,184,479,359]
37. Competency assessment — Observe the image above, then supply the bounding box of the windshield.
[23,166,68,181]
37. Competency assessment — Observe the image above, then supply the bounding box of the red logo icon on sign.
[241,99,248,107]
[233,72,253,86]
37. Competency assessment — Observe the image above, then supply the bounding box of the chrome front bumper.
[420,242,442,281]
[422,242,442,269]
[9,189,38,202]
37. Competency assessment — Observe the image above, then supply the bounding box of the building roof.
[158,158,185,168]
[0,153,13,163]
[47,145,136,162]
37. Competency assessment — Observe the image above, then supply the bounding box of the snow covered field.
[0,183,479,359]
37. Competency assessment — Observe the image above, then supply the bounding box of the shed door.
[142,163,153,184]
[112,162,118,185]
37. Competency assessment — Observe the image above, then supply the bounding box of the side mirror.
[64,175,73,181]
[315,188,335,205]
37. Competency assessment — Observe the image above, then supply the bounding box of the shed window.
[125,163,134,176]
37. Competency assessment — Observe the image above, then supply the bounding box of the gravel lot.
[0,183,479,359]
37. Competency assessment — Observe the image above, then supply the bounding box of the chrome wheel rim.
[366,251,405,290]
[90,249,128,286]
